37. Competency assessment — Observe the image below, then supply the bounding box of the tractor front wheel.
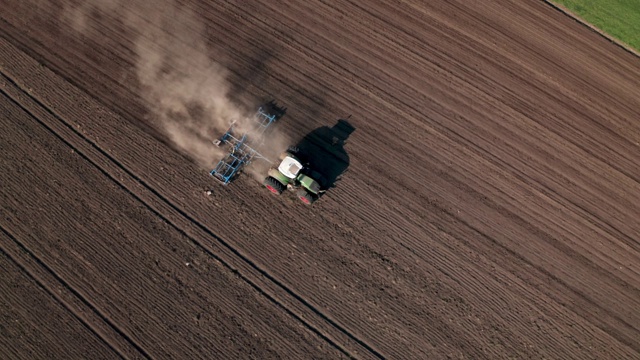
[264,177,285,195]
[297,189,316,205]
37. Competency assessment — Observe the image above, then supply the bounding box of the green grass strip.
[552,0,640,51]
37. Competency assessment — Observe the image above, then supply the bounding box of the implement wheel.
[264,176,285,195]
[297,189,316,205]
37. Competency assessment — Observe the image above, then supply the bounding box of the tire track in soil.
[0,60,382,360]
[266,0,640,252]
[0,6,322,148]
[321,0,640,317]
[0,80,348,359]
[353,3,640,349]
[285,0,639,276]
[0,0,349,146]
[2,2,636,358]
[239,0,640,318]
[231,1,640,352]
[0,226,143,360]
[0,17,385,356]
[65,1,636,356]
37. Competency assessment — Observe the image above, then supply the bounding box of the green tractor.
[263,148,325,204]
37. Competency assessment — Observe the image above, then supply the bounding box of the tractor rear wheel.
[279,146,299,160]
[264,177,285,195]
[297,189,316,205]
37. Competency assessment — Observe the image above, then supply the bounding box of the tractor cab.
[278,155,303,179]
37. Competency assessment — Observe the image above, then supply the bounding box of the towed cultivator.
[209,106,277,184]
[209,102,327,205]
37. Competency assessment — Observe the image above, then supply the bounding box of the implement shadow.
[294,117,356,193]
[260,99,287,122]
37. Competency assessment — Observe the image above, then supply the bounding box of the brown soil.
[1,0,639,359]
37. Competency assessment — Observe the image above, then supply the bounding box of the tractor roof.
[278,155,303,179]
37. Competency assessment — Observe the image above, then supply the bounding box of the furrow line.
[0,13,316,144]
[0,64,381,360]
[218,6,640,342]
[251,1,640,256]
[0,224,147,360]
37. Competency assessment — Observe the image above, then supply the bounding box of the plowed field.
[1,1,639,359]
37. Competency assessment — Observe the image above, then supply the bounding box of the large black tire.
[264,176,285,195]
[297,189,316,205]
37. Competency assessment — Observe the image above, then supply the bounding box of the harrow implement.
[209,106,278,184]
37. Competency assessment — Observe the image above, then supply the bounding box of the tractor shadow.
[294,117,356,192]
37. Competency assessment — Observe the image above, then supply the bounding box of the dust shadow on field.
[293,117,356,192]
[260,99,287,122]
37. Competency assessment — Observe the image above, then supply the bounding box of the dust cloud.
[61,0,290,176]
